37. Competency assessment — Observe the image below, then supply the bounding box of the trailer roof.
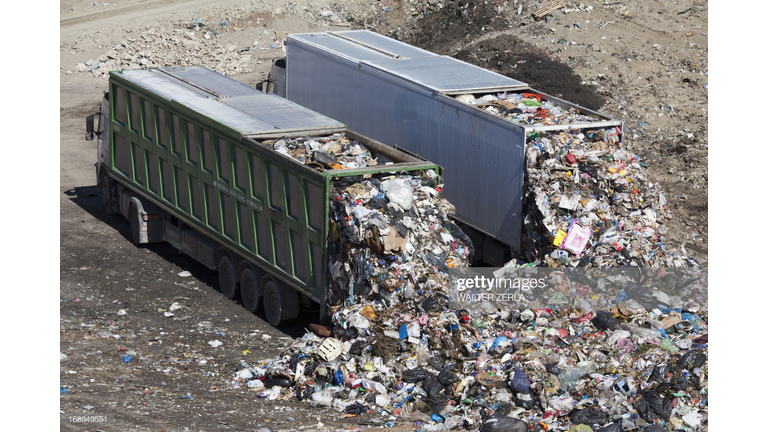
[116,67,344,134]
[288,31,528,93]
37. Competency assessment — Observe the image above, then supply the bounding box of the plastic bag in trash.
[438,365,460,386]
[594,423,623,432]
[264,376,292,388]
[479,415,528,432]
[345,402,369,414]
[624,282,658,309]
[402,368,431,383]
[677,349,707,370]
[545,363,561,375]
[384,178,414,210]
[648,363,673,382]
[636,391,672,421]
[570,407,608,425]
[423,374,445,397]
[295,385,315,400]
[591,310,621,331]
[510,366,531,394]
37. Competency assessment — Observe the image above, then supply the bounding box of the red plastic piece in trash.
[522,93,541,101]
[565,153,577,164]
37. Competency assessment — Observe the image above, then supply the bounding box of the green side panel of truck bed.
[105,67,440,307]
[106,72,329,302]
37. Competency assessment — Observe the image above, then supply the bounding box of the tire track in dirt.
[60,0,217,29]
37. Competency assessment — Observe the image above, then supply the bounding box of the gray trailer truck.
[259,30,624,266]
[85,66,442,326]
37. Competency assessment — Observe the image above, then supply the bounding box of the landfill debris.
[228,138,708,430]
[266,132,386,172]
[454,91,599,126]
[520,126,692,268]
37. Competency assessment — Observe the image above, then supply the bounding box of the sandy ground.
[49,0,719,430]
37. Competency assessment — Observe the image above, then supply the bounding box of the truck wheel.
[129,205,142,245]
[99,171,117,215]
[218,255,239,300]
[240,267,263,312]
[263,279,299,327]
[98,172,109,213]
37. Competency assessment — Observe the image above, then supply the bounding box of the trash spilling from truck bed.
[230,133,708,431]
[520,127,693,269]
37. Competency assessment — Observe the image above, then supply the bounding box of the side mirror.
[255,82,264,92]
[85,114,95,141]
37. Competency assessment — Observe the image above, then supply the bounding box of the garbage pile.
[229,132,708,430]
[269,133,382,172]
[324,171,474,308]
[519,127,694,269]
[455,92,597,126]
[232,272,707,431]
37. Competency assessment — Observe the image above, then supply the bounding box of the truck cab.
[255,58,286,97]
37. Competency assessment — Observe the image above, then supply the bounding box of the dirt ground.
[56,0,708,430]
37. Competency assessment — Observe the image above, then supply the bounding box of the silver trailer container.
[277,30,624,265]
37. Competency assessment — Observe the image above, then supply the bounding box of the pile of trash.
[455,92,598,126]
[269,133,382,172]
[519,127,694,269]
[231,271,707,431]
[325,171,474,308]
[229,132,708,430]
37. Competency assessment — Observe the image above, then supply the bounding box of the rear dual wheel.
[240,267,263,313]
[263,279,299,327]
[218,255,239,300]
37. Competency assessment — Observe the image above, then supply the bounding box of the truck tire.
[129,205,142,245]
[99,171,118,215]
[240,267,263,312]
[218,255,239,300]
[263,279,299,327]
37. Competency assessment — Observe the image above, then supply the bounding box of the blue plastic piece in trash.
[657,329,668,339]
[616,290,627,304]
[60,387,67,394]
[510,366,531,394]
[490,336,508,351]
[335,370,344,386]
[123,354,132,363]
[681,313,701,331]
[399,324,408,340]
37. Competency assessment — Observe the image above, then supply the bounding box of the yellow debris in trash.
[553,230,567,247]
[360,305,376,321]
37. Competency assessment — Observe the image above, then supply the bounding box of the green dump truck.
[86,66,441,326]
